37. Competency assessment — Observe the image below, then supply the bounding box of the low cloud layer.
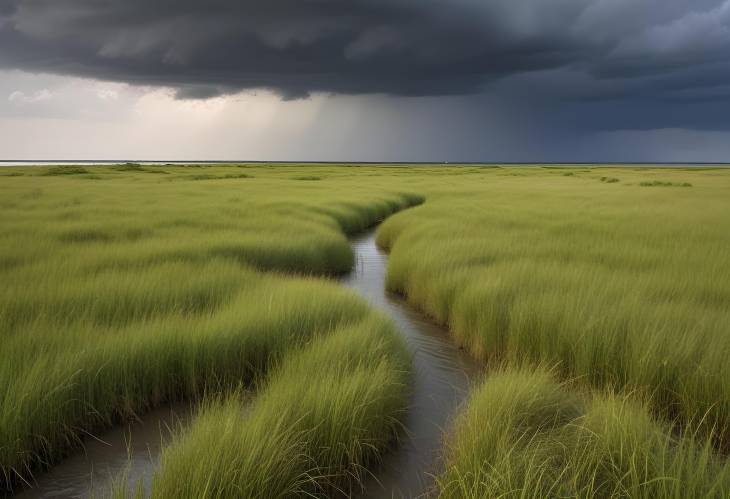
[2,0,730,104]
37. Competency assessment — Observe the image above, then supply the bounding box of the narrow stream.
[12,405,190,499]
[14,228,480,499]
[342,230,481,499]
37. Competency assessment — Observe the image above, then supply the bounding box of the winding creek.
[15,227,480,498]
[343,230,481,498]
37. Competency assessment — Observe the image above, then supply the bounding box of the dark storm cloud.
[2,0,730,108]
[0,0,584,99]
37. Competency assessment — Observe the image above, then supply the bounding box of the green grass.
[144,316,409,498]
[1,164,729,497]
[438,367,730,498]
[1,264,408,492]
[377,167,730,447]
[639,180,692,187]
[112,163,146,172]
[0,165,420,492]
[184,173,253,181]
[40,165,90,176]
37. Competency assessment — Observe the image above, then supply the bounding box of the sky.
[2,0,730,162]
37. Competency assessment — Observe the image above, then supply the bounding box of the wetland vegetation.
[1,164,729,497]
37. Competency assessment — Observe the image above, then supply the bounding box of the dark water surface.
[14,228,479,498]
[342,231,481,499]
[13,405,190,499]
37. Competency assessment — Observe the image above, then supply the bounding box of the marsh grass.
[377,168,730,448]
[2,164,729,497]
[145,316,409,498]
[40,165,89,176]
[185,173,253,181]
[438,367,730,498]
[112,163,145,172]
[0,166,421,492]
[1,270,386,490]
[640,180,692,187]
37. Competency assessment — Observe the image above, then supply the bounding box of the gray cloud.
[0,0,727,102]
[2,0,730,141]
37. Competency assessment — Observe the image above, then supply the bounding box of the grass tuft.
[147,316,410,498]
[640,180,692,187]
[40,166,89,176]
[112,163,145,172]
[438,367,730,498]
[185,173,253,181]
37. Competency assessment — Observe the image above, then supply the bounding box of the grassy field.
[1,164,729,497]
[144,316,408,498]
[437,367,730,498]
[378,167,730,437]
[374,166,730,496]
[0,165,419,494]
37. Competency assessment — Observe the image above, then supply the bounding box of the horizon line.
[2,160,730,166]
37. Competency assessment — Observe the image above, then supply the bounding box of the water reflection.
[341,231,481,499]
[14,405,189,499]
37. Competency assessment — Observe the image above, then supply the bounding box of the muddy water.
[342,231,481,499]
[13,405,190,499]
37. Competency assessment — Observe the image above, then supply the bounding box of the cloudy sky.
[2,0,730,162]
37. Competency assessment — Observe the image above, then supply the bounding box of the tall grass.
[0,165,421,492]
[377,168,730,445]
[438,367,730,498]
[1,267,384,489]
[2,164,729,496]
[145,316,409,498]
